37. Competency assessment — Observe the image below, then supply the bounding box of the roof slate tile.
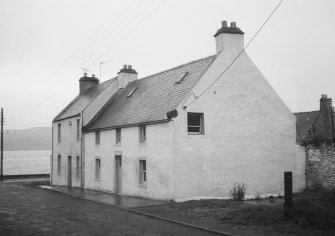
[85,55,216,130]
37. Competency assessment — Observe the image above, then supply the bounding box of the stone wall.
[305,142,335,189]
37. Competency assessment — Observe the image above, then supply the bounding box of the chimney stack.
[214,20,244,55]
[320,94,332,113]
[117,64,138,89]
[312,94,334,140]
[79,72,99,94]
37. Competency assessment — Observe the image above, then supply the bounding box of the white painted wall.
[52,117,82,187]
[84,122,175,200]
[172,46,305,200]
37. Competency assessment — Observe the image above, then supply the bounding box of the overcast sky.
[1,0,335,129]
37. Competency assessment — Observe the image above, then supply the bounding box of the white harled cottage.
[51,21,305,201]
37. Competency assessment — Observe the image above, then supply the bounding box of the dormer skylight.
[127,87,137,97]
[175,72,189,84]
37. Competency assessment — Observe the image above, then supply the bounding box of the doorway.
[115,155,122,194]
[67,156,72,187]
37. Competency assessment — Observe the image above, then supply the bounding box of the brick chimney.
[320,94,332,113]
[79,73,99,94]
[214,21,244,55]
[312,94,334,140]
[117,65,138,89]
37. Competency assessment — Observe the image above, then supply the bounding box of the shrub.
[230,182,246,201]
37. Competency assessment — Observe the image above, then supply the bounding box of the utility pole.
[1,108,3,181]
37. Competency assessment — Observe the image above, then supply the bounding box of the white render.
[84,123,174,200]
[173,46,302,200]
[52,116,82,188]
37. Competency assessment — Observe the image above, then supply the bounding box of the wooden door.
[67,156,72,187]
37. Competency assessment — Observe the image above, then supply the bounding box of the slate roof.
[85,55,216,131]
[294,111,319,142]
[54,78,116,121]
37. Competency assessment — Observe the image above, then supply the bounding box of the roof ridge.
[82,77,118,112]
[53,77,118,121]
[136,55,216,83]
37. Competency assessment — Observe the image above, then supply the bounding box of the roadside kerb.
[40,186,231,236]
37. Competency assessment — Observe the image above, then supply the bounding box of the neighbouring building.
[52,21,305,201]
[295,95,335,190]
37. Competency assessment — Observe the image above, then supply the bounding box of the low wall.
[305,142,335,189]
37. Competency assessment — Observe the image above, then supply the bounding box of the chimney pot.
[84,72,87,77]
[123,65,127,69]
[128,65,132,69]
[230,22,237,27]
[325,94,328,98]
[92,74,95,78]
[221,21,227,27]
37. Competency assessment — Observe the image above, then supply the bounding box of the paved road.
[0,181,218,236]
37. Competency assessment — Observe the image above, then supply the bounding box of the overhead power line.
[185,0,284,108]
[87,0,167,69]
[45,0,131,81]
[49,0,153,84]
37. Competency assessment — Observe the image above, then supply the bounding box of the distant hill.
[2,127,51,151]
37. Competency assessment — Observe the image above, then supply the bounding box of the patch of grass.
[221,204,284,226]
[292,189,335,230]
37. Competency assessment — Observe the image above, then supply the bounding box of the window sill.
[95,178,101,182]
[115,143,122,147]
[138,182,147,189]
[188,132,204,135]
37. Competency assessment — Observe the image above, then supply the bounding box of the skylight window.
[127,87,137,97]
[175,72,189,84]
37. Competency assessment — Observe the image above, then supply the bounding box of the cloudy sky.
[1,0,335,129]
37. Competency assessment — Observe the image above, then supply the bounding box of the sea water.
[3,150,51,175]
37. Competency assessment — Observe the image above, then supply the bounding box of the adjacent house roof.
[294,111,319,142]
[84,55,216,131]
[54,78,116,121]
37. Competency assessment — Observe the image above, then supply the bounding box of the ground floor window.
[95,158,101,180]
[76,156,80,178]
[57,155,61,174]
[139,160,147,185]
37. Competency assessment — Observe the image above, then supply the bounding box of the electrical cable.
[86,0,167,69]
[185,0,284,108]
[49,0,153,83]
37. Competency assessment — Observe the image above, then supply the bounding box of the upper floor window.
[95,131,100,145]
[139,125,146,143]
[187,113,204,134]
[76,119,80,141]
[57,124,61,143]
[116,128,121,144]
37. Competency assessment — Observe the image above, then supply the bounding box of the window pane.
[77,119,80,141]
[143,161,146,171]
[188,126,200,133]
[96,131,100,145]
[188,114,200,126]
[58,124,61,142]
